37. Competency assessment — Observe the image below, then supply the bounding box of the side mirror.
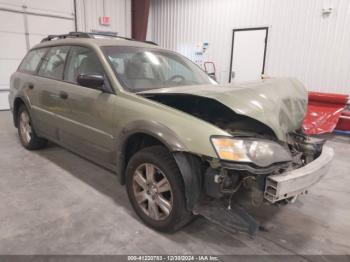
[208,72,216,81]
[77,73,105,90]
[204,62,217,81]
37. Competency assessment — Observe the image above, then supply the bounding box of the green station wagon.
[9,32,334,233]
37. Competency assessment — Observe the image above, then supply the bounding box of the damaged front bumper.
[264,146,334,203]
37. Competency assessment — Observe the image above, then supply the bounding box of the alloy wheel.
[19,110,32,145]
[132,163,173,220]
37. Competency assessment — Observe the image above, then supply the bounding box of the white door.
[229,28,268,83]
[0,0,75,110]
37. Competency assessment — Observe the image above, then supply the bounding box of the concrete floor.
[0,110,350,255]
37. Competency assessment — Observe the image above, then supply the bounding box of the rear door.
[32,45,71,140]
[11,47,48,126]
[59,46,116,164]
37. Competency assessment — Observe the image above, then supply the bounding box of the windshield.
[102,46,216,92]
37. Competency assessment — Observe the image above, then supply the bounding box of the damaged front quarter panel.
[139,78,308,142]
[134,78,314,210]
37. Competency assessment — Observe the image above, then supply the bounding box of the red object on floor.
[336,110,350,131]
[303,92,348,135]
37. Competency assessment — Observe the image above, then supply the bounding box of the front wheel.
[126,146,193,232]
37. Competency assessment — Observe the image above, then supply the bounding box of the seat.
[75,55,103,80]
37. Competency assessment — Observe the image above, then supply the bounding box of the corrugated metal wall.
[148,0,350,95]
[76,0,131,37]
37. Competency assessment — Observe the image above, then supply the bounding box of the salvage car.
[9,32,334,232]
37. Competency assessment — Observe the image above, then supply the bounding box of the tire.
[126,145,193,232]
[17,104,48,150]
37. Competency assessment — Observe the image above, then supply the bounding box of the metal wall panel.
[25,0,74,16]
[27,15,75,46]
[0,0,74,17]
[0,12,26,83]
[148,0,350,95]
[76,0,131,37]
[0,0,75,109]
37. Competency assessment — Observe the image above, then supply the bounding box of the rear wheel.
[17,105,47,150]
[126,146,193,232]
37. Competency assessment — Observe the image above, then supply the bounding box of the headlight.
[211,137,292,167]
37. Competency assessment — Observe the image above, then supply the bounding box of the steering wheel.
[168,74,185,82]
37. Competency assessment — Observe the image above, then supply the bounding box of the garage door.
[0,0,75,110]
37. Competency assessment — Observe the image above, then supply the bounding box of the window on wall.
[38,46,70,80]
[64,46,104,83]
[18,48,48,74]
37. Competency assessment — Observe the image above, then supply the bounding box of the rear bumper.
[264,146,334,203]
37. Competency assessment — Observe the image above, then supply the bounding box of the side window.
[64,46,104,83]
[18,48,47,73]
[38,46,70,80]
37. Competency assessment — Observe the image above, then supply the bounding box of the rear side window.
[18,48,47,73]
[38,46,70,80]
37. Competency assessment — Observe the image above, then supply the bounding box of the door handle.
[28,83,34,89]
[59,91,68,99]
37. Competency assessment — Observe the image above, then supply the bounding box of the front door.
[59,46,116,164]
[229,27,268,83]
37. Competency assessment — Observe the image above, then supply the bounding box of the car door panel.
[31,77,71,141]
[57,82,116,164]
[58,45,116,164]
[31,46,70,140]
[11,48,51,136]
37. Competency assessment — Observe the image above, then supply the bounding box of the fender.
[116,119,187,182]
[116,120,202,210]
[12,94,33,128]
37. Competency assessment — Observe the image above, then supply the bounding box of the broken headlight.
[211,137,292,167]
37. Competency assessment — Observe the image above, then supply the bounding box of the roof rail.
[144,40,158,46]
[40,32,91,42]
[40,31,158,45]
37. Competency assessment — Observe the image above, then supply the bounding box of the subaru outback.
[9,32,334,233]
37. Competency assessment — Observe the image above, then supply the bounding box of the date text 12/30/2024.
[127,255,220,261]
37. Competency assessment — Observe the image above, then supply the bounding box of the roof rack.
[40,32,90,42]
[40,31,157,45]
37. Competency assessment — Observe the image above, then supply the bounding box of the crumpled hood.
[139,78,308,141]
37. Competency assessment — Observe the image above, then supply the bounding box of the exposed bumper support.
[264,146,334,203]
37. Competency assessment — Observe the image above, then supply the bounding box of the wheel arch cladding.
[13,97,27,127]
[116,120,188,184]
[116,120,202,210]
[172,152,203,211]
